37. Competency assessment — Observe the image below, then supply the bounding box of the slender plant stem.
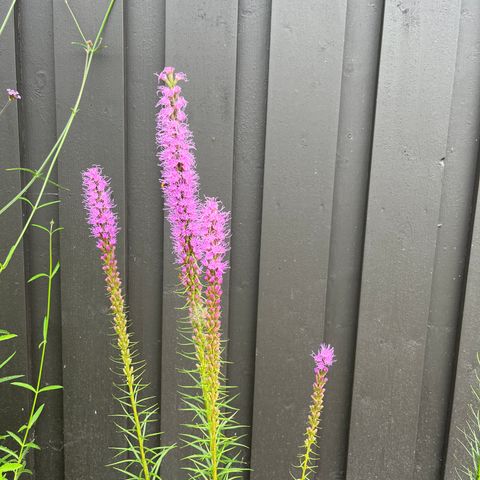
[0,0,117,273]
[13,222,55,480]
[102,245,151,480]
[127,369,150,480]
[0,0,16,38]
[0,99,11,117]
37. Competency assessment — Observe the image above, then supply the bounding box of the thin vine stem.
[0,99,12,117]
[0,0,16,39]
[0,0,117,273]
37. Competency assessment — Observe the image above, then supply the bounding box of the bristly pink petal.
[196,197,230,286]
[156,66,203,268]
[312,343,335,374]
[81,165,119,250]
[6,88,21,100]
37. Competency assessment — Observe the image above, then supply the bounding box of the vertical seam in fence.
[441,148,480,479]
[247,0,273,458]
[13,0,35,403]
[343,0,386,473]
[413,7,463,473]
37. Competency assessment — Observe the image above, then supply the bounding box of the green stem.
[0,99,11,117]
[13,223,55,480]
[102,245,151,480]
[299,443,313,480]
[126,372,150,480]
[0,0,117,273]
[0,0,16,38]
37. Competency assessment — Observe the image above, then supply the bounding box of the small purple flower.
[312,343,335,373]
[6,88,21,101]
[82,166,119,251]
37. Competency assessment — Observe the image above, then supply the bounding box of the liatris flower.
[82,166,173,480]
[157,68,245,480]
[155,66,202,303]
[82,166,119,251]
[293,344,335,480]
[197,197,230,325]
[6,88,21,100]
[312,343,335,374]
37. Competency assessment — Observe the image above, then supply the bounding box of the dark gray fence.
[1,0,480,478]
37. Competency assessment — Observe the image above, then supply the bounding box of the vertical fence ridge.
[413,2,480,476]
[227,0,272,476]
[347,2,461,478]
[0,0,29,446]
[124,0,166,441]
[443,5,480,474]
[250,1,347,477]
[321,1,385,477]
[55,1,126,478]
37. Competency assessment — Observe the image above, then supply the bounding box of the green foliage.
[0,221,62,480]
[177,306,247,480]
[0,0,117,274]
[108,341,175,479]
[456,353,480,480]
[0,331,22,387]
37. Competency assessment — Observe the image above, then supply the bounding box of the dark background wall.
[1,0,480,479]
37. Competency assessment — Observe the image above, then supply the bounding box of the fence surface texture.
[1,0,480,479]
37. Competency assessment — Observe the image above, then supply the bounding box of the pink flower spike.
[156,66,203,294]
[312,343,335,374]
[81,166,119,251]
[197,197,230,285]
[6,88,21,100]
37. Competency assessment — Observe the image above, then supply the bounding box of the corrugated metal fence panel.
[1,1,480,479]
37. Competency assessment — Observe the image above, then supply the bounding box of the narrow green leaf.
[11,382,36,393]
[7,431,22,446]
[0,375,23,385]
[18,196,34,209]
[0,463,22,473]
[0,334,16,342]
[51,261,60,277]
[31,224,50,233]
[38,200,61,210]
[27,272,49,283]
[39,385,63,393]
[28,403,45,429]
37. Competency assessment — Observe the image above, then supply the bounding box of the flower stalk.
[82,166,172,480]
[156,67,244,480]
[293,344,335,480]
